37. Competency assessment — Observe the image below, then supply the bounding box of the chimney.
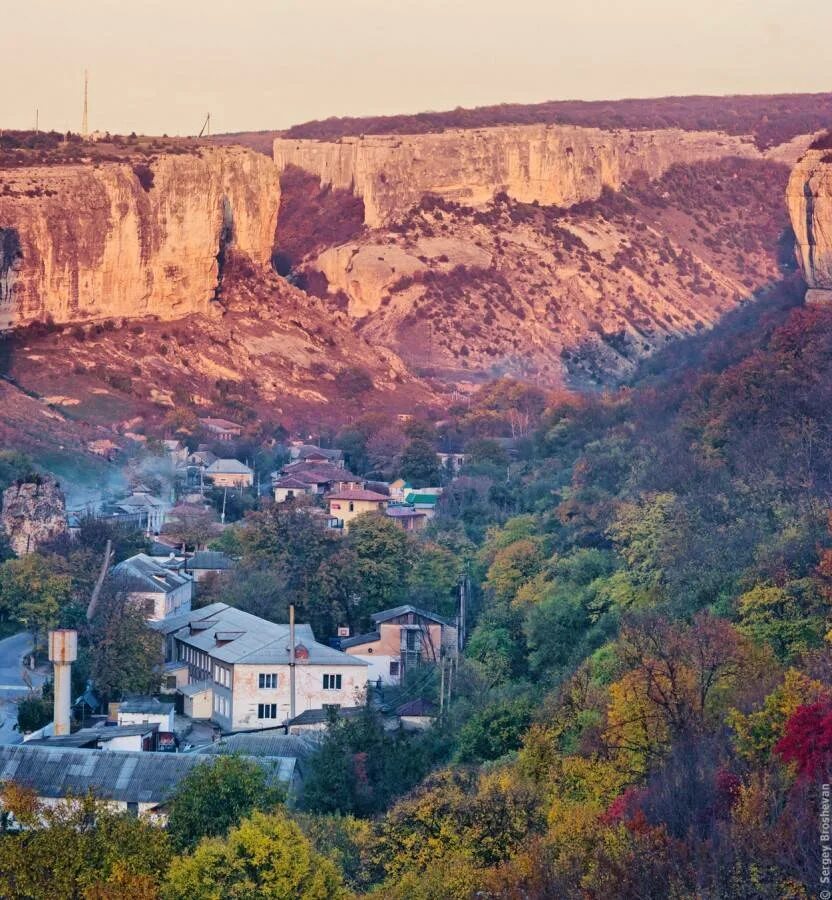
[48,629,77,736]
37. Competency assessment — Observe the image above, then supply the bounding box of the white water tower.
[48,629,77,736]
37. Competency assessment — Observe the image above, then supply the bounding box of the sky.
[3,0,830,136]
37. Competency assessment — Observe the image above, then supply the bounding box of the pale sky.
[3,0,830,136]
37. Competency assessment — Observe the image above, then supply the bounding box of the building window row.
[258,673,278,689]
[214,664,231,687]
[323,673,342,691]
[258,703,278,719]
[213,695,229,717]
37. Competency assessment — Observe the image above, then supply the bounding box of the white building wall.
[118,710,175,732]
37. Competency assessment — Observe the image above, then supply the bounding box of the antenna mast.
[198,112,211,138]
[81,70,89,137]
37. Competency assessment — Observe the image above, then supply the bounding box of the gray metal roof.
[186,551,233,572]
[199,732,322,760]
[0,745,290,805]
[112,553,191,594]
[339,631,380,649]
[150,603,230,636]
[178,680,212,697]
[206,459,253,475]
[287,706,366,727]
[118,697,174,715]
[371,604,455,627]
[167,604,367,667]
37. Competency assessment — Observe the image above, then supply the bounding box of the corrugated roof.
[386,506,426,518]
[287,706,366,727]
[0,745,289,804]
[372,605,455,627]
[199,732,322,760]
[112,554,191,594]
[118,697,174,715]
[404,492,440,506]
[186,551,233,571]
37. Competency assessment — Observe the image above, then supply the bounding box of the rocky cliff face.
[1,478,67,556]
[0,147,279,330]
[274,124,762,227]
[787,149,832,304]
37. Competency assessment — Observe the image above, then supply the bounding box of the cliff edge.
[274,124,762,227]
[0,146,279,329]
[787,147,832,304]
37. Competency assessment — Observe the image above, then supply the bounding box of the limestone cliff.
[0,147,279,329]
[274,124,761,227]
[787,149,832,304]
[1,478,67,556]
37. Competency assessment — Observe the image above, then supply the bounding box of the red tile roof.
[327,490,389,502]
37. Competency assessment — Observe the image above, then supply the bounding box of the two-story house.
[327,489,389,531]
[112,553,193,622]
[152,604,367,732]
[205,459,254,489]
[341,604,458,685]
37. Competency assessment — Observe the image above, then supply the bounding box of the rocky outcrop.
[787,149,832,304]
[274,124,761,227]
[0,147,279,330]
[1,478,67,555]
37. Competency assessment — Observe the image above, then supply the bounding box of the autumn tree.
[166,755,284,851]
[162,810,349,900]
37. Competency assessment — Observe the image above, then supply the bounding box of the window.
[258,673,278,689]
[166,675,177,690]
[389,661,400,678]
[257,703,277,719]
[348,501,354,512]
[323,673,342,691]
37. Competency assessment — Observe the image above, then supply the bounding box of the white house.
[152,604,368,732]
[111,553,193,621]
[117,697,175,733]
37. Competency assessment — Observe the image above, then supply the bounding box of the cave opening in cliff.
[214,197,235,301]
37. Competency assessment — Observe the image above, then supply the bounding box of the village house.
[341,605,458,685]
[327,489,389,531]
[404,489,442,520]
[199,417,243,442]
[151,603,368,732]
[162,439,189,465]
[112,553,193,622]
[116,697,175,732]
[386,504,427,532]
[288,443,344,467]
[108,488,167,533]
[205,458,254,489]
[0,744,293,820]
[273,475,315,504]
[388,478,412,502]
[185,550,234,582]
[278,461,363,496]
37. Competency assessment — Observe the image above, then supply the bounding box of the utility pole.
[439,656,446,717]
[34,108,39,133]
[81,69,89,137]
[289,604,296,721]
[221,487,227,525]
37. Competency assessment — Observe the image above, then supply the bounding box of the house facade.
[205,459,254,488]
[112,553,193,622]
[199,418,243,441]
[341,605,458,685]
[152,604,368,732]
[327,489,389,531]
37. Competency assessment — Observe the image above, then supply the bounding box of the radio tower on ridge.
[81,70,89,137]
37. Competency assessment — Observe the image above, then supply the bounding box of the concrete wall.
[119,709,175,732]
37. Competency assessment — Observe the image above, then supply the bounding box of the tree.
[0,450,36,492]
[775,700,832,779]
[399,439,441,487]
[84,580,163,702]
[736,580,828,661]
[455,697,535,763]
[366,425,407,479]
[0,787,170,899]
[162,810,349,900]
[0,553,72,640]
[462,438,509,476]
[166,755,284,851]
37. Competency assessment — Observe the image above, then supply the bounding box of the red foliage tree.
[775,700,832,779]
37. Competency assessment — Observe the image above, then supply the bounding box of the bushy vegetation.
[284,92,832,149]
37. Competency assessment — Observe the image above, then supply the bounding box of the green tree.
[400,439,441,487]
[736,580,828,661]
[0,450,36,492]
[166,755,284,851]
[84,581,163,702]
[455,696,536,764]
[0,787,170,899]
[0,553,72,639]
[405,542,461,618]
[162,810,348,900]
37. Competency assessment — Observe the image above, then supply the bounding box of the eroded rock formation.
[0,147,279,330]
[1,478,67,556]
[274,124,762,227]
[787,148,832,304]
